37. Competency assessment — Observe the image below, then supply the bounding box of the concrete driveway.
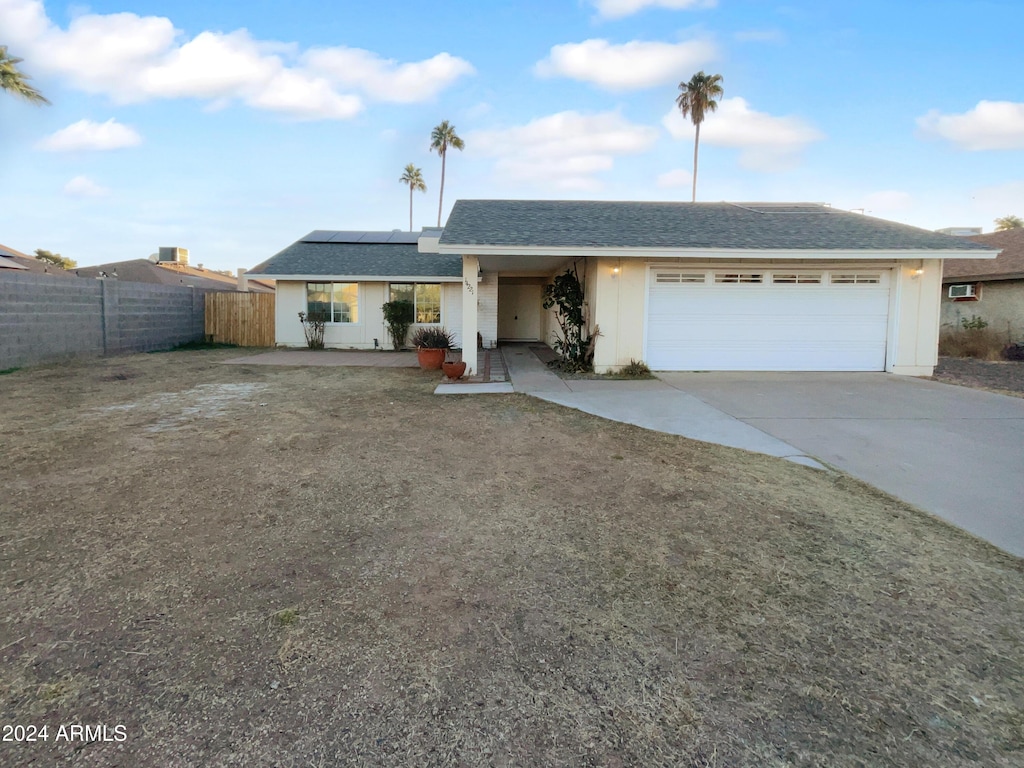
[658,372,1024,558]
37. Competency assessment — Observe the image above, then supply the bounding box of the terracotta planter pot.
[442,361,467,380]
[416,348,446,370]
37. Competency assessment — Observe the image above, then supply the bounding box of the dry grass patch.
[939,328,1009,360]
[0,349,1021,767]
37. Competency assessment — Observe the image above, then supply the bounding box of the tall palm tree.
[994,215,1023,231]
[429,120,464,226]
[675,71,723,203]
[399,164,427,232]
[0,46,50,105]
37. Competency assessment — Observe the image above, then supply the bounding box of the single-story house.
[0,243,75,276]
[73,259,275,293]
[248,229,463,349]
[940,229,1023,340]
[251,201,999,376]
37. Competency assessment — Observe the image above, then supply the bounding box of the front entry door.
[498,283,542,341]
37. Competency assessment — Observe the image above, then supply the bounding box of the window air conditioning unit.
[948,284,977,299]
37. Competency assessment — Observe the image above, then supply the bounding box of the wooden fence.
[205,292,275,347]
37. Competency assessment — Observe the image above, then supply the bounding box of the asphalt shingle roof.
[439,200,996,252]
[943,230,1024,281]
[249,235,462,278]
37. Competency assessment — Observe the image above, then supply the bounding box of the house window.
[306,282,359,323]
[389,283,441,324]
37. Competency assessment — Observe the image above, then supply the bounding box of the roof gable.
[439,200,998,253]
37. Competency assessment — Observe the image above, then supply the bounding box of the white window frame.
[389,282,443,325]
[306,282,361,324]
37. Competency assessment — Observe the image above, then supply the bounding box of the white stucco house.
[249,200,999,377]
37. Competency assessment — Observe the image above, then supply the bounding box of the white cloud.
[656,168,692,188]
[662,96,823,171]
[0,0,470,120]
[469,111,659,190]
[63,175,109,197]
[37,118,142,152]
[589,0,716,20]
[917,101,1024,151]
[303,48,474,103]
[535,38,716,92]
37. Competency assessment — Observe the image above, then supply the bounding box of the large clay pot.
[442,361,467,380]
[416,348,446,370]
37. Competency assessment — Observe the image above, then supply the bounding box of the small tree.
[297,310,327,350]
[34,248,76,269]
[542,264,596,372]
[382,300,414,350]
[994,215,1023,231]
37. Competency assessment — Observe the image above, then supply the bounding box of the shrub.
[410,326,454,349]
[543,264,597,372]
[382,300,414,350]
[960,314,989,331]
[620,359,652,377]
[297,310,327,350]
[938,328,1005,360]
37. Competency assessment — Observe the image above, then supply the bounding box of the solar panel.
[354,232,393,243]
[327,231,370,243]
[300,230,337,243]
[386,231,421,244]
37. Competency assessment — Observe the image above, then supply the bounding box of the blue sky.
[1,0,1022,272]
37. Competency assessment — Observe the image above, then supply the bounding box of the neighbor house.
[73,259,275,293]
[940,229,1023,341]
[253,201,999,376]
[0,244,75,276]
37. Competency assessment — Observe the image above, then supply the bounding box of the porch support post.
[461,254,479,375]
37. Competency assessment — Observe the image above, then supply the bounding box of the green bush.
[382,300,414,350]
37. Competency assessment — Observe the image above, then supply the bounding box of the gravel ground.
[932,357,1024,397]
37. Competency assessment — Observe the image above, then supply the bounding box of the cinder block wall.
[0,272,206,368]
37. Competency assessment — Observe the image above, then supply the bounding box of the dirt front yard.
[1,349,1022,767]
[933,357,1024,397]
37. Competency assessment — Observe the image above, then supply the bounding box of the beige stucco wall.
[586,257,945,376]
[275,280,462,350]
[886,259,942,376]
[940,279,1024,341]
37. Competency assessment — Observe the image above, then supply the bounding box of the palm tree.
[675,71,723,203]
[0,46,50,105]
[399,164,427,232]
[429,120,464,226]
[994,215,1023,231]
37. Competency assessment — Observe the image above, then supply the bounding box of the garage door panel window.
[390,283,442,324]
[307,282,359,323]
[772,273,822,284]
[655,272,706,284]
[831,273,881,284]
[714,273,763,284]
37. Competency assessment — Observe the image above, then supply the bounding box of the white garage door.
[646,268,891,371]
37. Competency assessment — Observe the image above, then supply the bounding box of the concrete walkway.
[501,346,822,468]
